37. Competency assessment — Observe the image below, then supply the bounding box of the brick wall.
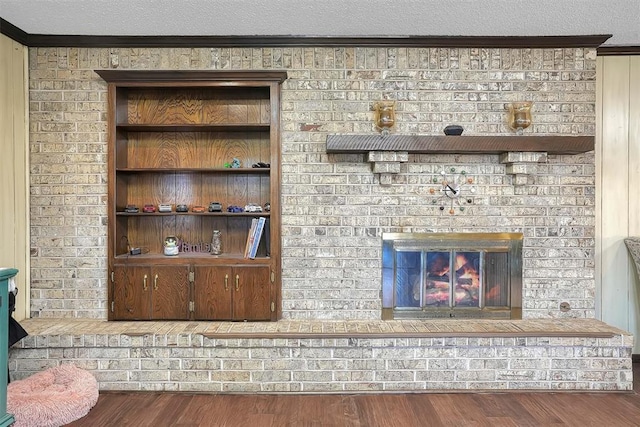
[28,47,597,320]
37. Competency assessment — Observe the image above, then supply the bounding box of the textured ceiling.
[0,0,639,46]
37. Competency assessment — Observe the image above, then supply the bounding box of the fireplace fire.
[382,233,523,319]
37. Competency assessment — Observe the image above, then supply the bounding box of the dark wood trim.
[0,20,612,49]
[95,69,287,83]
[326,135,595,155]
[598,46,640,56]
[0,18,29,45]
[20,34,615,49]
[633,354,640,363]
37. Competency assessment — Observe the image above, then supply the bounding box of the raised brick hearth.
[9,319,632,392]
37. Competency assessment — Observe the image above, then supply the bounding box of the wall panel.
[629,57,640,348]
[596,55,640,352]
[0,34,29,320]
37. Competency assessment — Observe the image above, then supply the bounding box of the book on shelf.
[264,218,270,257]
[244,218,258,259]
[248,217,266,259]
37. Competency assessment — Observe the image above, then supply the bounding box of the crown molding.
[1,19,612,49]
[597,45,640,56]
[0,18,29,45]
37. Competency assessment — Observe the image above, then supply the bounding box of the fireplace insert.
[382,233,523,320]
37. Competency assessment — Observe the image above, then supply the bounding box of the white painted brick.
[11,323,632,392]
[28,46,597,321]
[367,151,409,162]
[372,162,402,174]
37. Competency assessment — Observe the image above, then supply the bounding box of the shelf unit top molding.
[326,134,595,155]
[95,69,288,83]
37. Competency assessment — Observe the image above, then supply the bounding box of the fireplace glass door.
[382,233,522,319]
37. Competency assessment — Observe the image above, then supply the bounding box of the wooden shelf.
[114,253,271,262]
[115,167,270,173]
[326,135,595,155]
[116,123,270,132]
[96,70,288,83]
[115,212,271,217]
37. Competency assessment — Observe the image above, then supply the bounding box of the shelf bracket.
[367,151,409,186]
[500,151,548,185]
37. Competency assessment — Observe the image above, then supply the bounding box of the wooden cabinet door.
[112,265,151,320]
[150,265,190,320]
[233,266,271,321]
[193,266,233,320]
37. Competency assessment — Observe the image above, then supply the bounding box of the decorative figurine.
[208,202,223,212]
[163,236,179,256]
[158,204,172,213]
[227,205,244,213]
[211,230,222,255]
[443,125,464,136]
[244,203,263,212]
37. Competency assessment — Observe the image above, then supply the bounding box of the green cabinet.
[0,268,18,427]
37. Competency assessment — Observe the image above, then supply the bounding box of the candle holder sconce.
[374,101,396,136]
[507,101,533,135]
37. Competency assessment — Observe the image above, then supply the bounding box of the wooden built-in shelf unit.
[97,70,286,321]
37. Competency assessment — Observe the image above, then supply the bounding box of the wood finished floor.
[64,363,640,427]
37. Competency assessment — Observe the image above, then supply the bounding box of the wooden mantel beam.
[326,135,595,155]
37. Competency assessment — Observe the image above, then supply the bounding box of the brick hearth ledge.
[9,318,632,393]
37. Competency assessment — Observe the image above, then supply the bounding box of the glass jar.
[211,230,222,255]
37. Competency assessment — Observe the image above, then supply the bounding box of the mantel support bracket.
[500,151,548,185]
[367,151,409,186]
[366,150,548,185]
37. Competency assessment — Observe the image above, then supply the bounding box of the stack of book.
[244,217,267,259]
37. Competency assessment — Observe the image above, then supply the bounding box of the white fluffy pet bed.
[7,364,99,427]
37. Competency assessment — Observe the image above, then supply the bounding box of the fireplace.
[382,233,523,320]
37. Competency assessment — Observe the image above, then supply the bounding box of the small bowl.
[443,125,464,136]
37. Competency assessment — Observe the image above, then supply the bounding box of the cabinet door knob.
[143,274,148,291]
[235,274,239,291]
[224,274,229,291]
[154,274,159,290]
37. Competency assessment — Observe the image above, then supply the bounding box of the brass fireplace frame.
[381,232,523,320]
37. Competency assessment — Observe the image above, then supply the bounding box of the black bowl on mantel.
[443,125,464,136]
